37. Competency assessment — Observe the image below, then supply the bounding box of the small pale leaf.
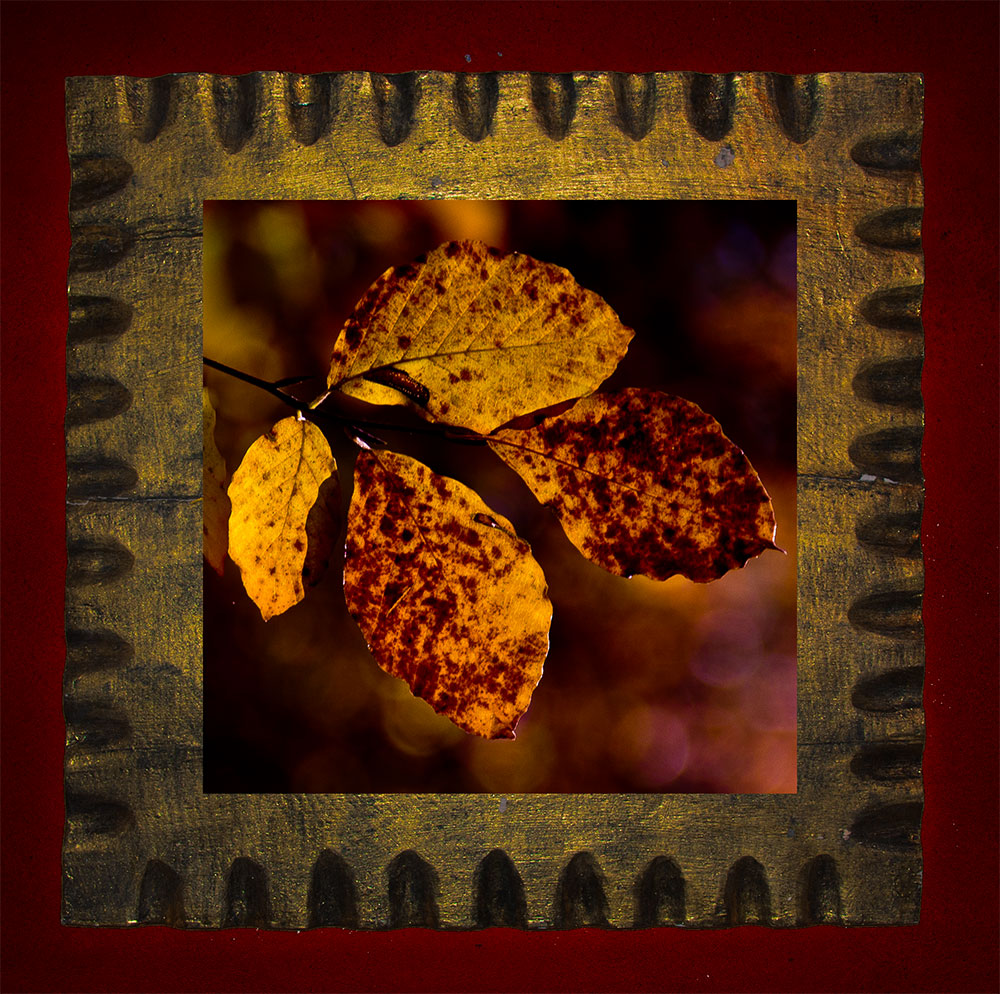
[202,387,230,575]
[344,450,551,739]
[327,240,634,433]
[228,416,338,621]
[490,388,777,582]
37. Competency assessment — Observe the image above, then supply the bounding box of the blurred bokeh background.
[203,200,797,793]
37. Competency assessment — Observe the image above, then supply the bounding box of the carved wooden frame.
[64,71,923,928]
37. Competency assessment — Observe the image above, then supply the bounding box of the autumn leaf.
[228,415,338,621]
[490,388,777,583]
[326,240,634,433]
[344,449,551,739]
[202,387,230,575]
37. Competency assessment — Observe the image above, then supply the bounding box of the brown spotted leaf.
[202,387,230,575]
[490,388,777,583]
[228,415,338,621]
[344,449,551,739]
[326,240,634,433]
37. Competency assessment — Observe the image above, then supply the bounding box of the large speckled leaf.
[344,449,551,739]
[490,388,777,582]
[228,415,338,621]
[326,240,634,433]
[202,387,230,575]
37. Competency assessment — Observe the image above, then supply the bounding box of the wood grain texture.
[64,71,923,927]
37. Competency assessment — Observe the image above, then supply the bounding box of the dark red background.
[2,3,997,991]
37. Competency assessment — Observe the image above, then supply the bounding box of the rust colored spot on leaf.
[228,416,339,620]
[490,388,777,583]
[326,240,634,432]
[344,450,551,739]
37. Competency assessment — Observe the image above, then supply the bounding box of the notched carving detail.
[69,224,134,274]
[66,539,135,587]
[387,850,439,928]
[801,854,842,924]
[852,666,924,712]
[68,295,133,344]
[370,72,419,147]
[855,509,922,557]
[685,73,735,141]
[65,628,134,679]
[453,73,500,142]
[848,588,923,639]
[768,73,822,144]
[635,856,685,926]
[859,284,923,334]
[722,856,771,926]
[65,793,135,838]
[69,155,133,210]
[555,851,610,928]
[611,73,656,141]
[66,376,133,427]
[64,699,132,752]
[848,426,922,483]
[852,358,923,409]
[223,857,271,927]
[137,859,185,926]
[212,74,260,154]
[530,73,577,141]
[850,131,922,174]
[124,75,174,142]
[849,801,922,851]
[473,849,527,928]
[855,207,923,252]
[67,457,139,499]
[307,850,359,928]
[850,741,923,781]
[286,73,338,146]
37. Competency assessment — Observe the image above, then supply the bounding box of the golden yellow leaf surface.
[344,449,551,739]
[326,240,634,433]
[490,388,777,583]
[202,387,230,575]
[228,415,338,621]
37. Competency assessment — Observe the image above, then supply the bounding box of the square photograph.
[202,199,796,794]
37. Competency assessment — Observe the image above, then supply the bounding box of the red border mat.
[2,3,997,991]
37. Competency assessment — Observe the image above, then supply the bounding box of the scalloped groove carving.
[387,850,439,928]
[611,72,656,141]
[848,426,923,482]
[68,224,134,274]
[223,857,271,927]
[137,859,185,926]
[801,855,842,924]
[65,376,133,427]
[307,849,359,928]
[474,849,528,928]
[286,73,337,147]
[124,75,174,143]
[848,588,923,639]
[69,155,133,210]
[854,510,922,557]
[685,73,735,141]
[555,852,610,928]
[66,458,139,499]
[768,73,822,144]
[370,72,419,147]
[64,628,134,679]
[849,802,922,851]
[852,358,923,409]
[66,539,134,587]
[453,73,499,142]
[67,296,133,344]
[635,856,686,926]
[212,74,259,154]
[850,131,922,174]
[850,741,923,782]
[723,856,771,925]
[859,284,924,333]
[530,73,577,140]
[851,666,925,712]
[855,207,923,251]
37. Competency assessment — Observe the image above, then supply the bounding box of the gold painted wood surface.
[64,71,923,927]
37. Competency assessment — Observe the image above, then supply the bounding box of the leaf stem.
[203,356,489,445]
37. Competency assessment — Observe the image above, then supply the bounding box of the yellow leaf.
[344,450,551,739]
[326,240,634,433]
[228,415,338,621]
[490,388,777,583]
[202,387,230,575]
